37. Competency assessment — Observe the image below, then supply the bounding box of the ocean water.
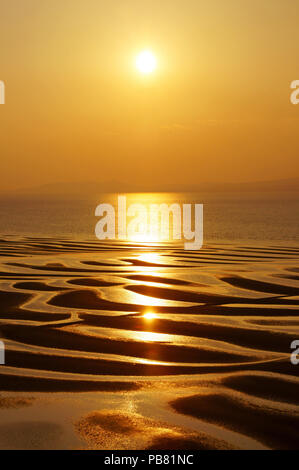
[0,191,298,244]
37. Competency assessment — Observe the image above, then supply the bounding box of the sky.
[0,0,299,191]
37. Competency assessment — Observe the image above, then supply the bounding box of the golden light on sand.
[135,50,157,74]
[143,311,157,320]
[137,253,160,264]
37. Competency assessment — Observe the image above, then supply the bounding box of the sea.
[0,191,298,244]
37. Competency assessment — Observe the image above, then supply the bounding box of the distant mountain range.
[2,177,299,198]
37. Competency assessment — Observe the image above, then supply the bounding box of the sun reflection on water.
[143,311,157,320]
[137,252,162,264]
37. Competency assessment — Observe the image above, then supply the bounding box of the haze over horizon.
[1,176,298,198]
[1,0,299,191]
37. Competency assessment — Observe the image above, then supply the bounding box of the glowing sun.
[135,50,157,74]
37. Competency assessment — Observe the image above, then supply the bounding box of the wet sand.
[0,236,299,449]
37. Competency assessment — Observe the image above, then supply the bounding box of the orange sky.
[0,0,299,191]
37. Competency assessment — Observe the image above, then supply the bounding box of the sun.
[135,50,157,74]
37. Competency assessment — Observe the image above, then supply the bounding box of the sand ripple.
[0,237,299,448]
